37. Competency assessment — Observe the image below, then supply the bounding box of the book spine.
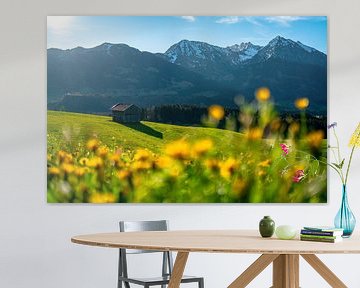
[300,234,338,240]
[301,230,336,236]
[300,237,337,243]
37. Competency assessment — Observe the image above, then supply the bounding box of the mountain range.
[47,36,327,114]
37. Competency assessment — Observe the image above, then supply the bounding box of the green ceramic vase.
[259,216,275,238]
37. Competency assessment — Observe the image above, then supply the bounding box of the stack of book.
[300,226,344,243]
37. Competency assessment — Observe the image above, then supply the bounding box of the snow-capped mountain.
[48,35,327,113]
[226,42,263,63]
[163,40,264,80]
[162,36,326,79]
[251,36,326,66]
[164,39,262,66]
[164,40,226,64]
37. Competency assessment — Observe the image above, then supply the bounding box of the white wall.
[1,0,360,287]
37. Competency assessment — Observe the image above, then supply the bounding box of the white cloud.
[265,16,305,26]
[47,16,76,34]
[243,17,262,26]
[216,16,240,24]
[181,16,196,22]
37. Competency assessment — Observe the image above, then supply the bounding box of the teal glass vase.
[334,185,356,237]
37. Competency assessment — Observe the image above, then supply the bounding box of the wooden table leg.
[272,254,299,288]
[301,254,347,288]
[228,254,279,288]
[168,252,189,288]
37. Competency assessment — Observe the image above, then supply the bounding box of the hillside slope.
[47,110,244,155]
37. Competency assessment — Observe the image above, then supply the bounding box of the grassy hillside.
[47,110,327,204]
[48,110,244,155]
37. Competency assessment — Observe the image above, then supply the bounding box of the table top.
[71,230,360,254]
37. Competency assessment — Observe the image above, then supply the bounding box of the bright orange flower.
[48,167,60,175]
[90,193,116,203]
[134,149,152,162]
[192,139,213,157]
[96,146,109,157]
[86,139,100,151]
[306,130,324,148]
[245,128,263,140]
[294,98,309,110]
[220,158,238,179]
[165,140,190,160]
[208,105,225,121]
[255,87,271,102]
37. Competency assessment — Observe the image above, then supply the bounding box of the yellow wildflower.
[79,157,89,166]
[57,150,73,163]
[255,87,271,102]
[109,153,122,166]
[96,146,109,157]
[257,169,267,177]
[294,98,309,110]
[208,105,225,121]
[47,154,52,161]
[118,170,131,180]
[132,160,153,171]
[134,149,152,162]
[192,139,213,157]
[61,163,75,174]
[156,156,174,169]
[349,123,360,147]
[204,159,219,171]
[245,128,263,140]
[89,193,116,203]
[48,167,60,175]
[258,159,271,168]
[74,167,87,177]
[294,164,306,172]
[220,158,238,179]
[87,157,104,169]
[86,139,100,151]
[306,130,324,148]
[165,139,190,160]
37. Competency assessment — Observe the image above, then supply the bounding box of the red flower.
[293,170,305,183]
[280,143,289,156]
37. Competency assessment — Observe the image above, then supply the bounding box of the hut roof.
[111,103,134,112]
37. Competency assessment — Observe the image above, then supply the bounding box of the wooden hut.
[111,103,142,123]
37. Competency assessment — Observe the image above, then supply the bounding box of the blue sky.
[47,16,327,53]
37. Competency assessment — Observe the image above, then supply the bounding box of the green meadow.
[47,106,327,204]
[47,110,245,156]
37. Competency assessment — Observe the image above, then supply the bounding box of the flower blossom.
[293,170,305,183]
[327,122,337,129]
[280,143,289,156]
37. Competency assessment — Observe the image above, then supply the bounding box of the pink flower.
[280,143,289,156]
[293,170,305,183]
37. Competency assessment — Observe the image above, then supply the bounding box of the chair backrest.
[118,220,173,282]
[119,220,169,254]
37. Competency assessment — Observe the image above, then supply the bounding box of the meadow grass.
[48,111,246,156]
[47,96,327,204]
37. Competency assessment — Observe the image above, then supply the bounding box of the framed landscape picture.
[47,16,327,203]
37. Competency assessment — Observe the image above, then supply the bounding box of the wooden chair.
[118,220,204,288]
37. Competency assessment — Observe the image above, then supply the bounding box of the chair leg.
[198,278,204,288]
